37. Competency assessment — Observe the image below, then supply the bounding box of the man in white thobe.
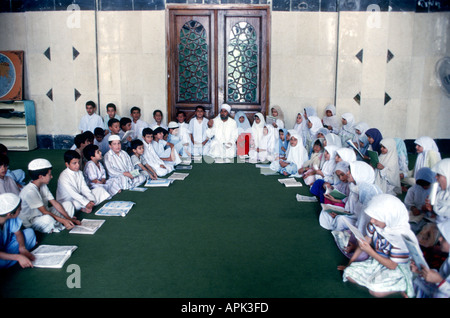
[206,104,238,162]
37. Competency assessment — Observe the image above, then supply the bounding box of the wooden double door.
[167,5,270,122]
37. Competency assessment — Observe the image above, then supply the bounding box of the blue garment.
[270,160,298,176]
[0,217,36,268]
[365,128,383,154]
[278,128,289,157]
[310,179,326,203]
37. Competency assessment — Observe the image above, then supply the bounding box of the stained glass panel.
[227,21,258,103]
[178,20,209,102]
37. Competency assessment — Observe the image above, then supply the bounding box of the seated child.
[167,121,186,158]
[103,135,147,190]
[339,194,417,298]
[141,128,172,177]
[412,220,450,298]
[83,144,121,196]
[323,161,351,207]
[278,128,289,160]
[175,111,192,159]
[188,106,210,156]
[129,139,158,180]
[106,118,121,141]
[103,103,121,134]
[299,139,324,185]
[152,127,182,167]
[270,130,308,176]
[374,138,401,195]
[94,127,110,156]
[19,158,80,233]
[0,144,26,186]
[56,150,111,213]
[309,145,339,202]
[119,117,133,151]
[130,106,150,140]
[149,109,167,131]
[405,167,435,234]
[0,193,36,269]
[0,154,20,195]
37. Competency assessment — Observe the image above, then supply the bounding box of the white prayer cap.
[108,134,120,142]
[28,158,52,171]
[220,104,231,113]
[0,193,21,216]
[168,121,179,129]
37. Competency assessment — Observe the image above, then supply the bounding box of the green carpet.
[0,149,376,298]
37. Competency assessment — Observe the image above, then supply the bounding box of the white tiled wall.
[0,9,448,140]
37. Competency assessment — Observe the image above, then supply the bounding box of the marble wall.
[0,4,449,148]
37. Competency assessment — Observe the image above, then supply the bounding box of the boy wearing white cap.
[104,135,147,190]
[19,159,81,233]
[0,193,36,268]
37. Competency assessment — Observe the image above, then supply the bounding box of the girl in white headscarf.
[269,130,308,176]
[305,116,323,153]
[293,112,307,146]
[412,220,450,298]
[309,145,339,202]
[249,113,266,162]
[235,111,251,134]
[324,132,342,148]
[338,112,356,147]
[375,138,401,195]
[340,193,417,298]
[256,125,277,163]
[322,104,340,134]
[268,105,285,129]
[404,137,441,186]
[335,148,357,164]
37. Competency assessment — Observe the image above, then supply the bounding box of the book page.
[402,234,429,270]
[69,219,105,234]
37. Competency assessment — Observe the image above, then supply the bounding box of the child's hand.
[420,267,443,284]
[61,219,75,230]
[337,265,347,271]
[376,163,384,170]
[16,254,34,268]
[19,246,35,262]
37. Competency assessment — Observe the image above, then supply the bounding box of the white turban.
[108,134,121,142]
[220,104,231,113]
[28,158,52,171]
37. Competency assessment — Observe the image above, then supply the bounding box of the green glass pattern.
[227,21,258,103]
[178,20,209,102]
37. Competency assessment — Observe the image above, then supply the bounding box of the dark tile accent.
[11,0,26,12]
[387,49,394,63]
[291,0,320,11]
[37,134,54,149]
[24,0,55,11]
[133,0,165,10]
[46,88,53,101]
[338,0,389,12]
[204,0,221,4]
[54,134,75,149]
[0,1,12,13]
[99,0,133,11]
[74,88,82,101]
[354,92,361,105]
[54,0,97,11]
[356,49,363,63]
[388,0,416,12]
[320,0,338,12]
[384,92,391,105]
[44,47,51,61]
[73,47,80,60]
[272,0,291,11]
[166,0,187,3]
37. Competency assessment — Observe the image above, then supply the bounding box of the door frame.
[166,4,271,122]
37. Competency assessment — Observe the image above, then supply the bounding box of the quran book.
[121,130,134,142]
[31,245,78,269]
[69,219,105,235]
[325,187,347,200]
[168,172,189,180]
[342,217,365,242]
[366,150,379,168]
[95,201,135,217]
[346,139,364,158]
[144,178,172,187]
[175,165,192,170]
[402,234,429,270]
[278,178,303,187]
[321,203,350,215]
[265,115,276,125]
[429,182,439,205]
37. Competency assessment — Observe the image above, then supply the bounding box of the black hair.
[416,179,431,187]
[86,100,96,108]
[195,105,205,112]
[29,167,52,181]
[176,110,186,117]
[83,130,94,143]
[83,144,99,161]
[153,109,163,117]
[94,127,105,137]
[130,139,144,150]
[120,117,132,128]
[130,106,141,114]
[0,154,9,167]
[74,134,85,148]
[106,103,116,111]
[0,143,7,154]
[108,118,120,128]
[142,127,153,138]
[153,127,166,136]
[64,150,81,164]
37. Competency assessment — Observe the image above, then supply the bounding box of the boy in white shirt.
[141,128,172,177]
[188,106,210,156]
[57,150,110,214]
[19,159,80,233]
[79,100,104,133]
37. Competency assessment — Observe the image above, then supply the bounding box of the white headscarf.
[321,145,338,180]
[252,113,266,148]
[377,138,401,194]
[364,193,419,250]
[235,111,251,131]
[307,116,324,140]
[341,113,355,133]
[432,158,450,223]
[286,130,308,169]
[350,161,375,185]
[336,147,357,163]
[325,133,343,148]
[414,136,441,178]
[322,104,340,132]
